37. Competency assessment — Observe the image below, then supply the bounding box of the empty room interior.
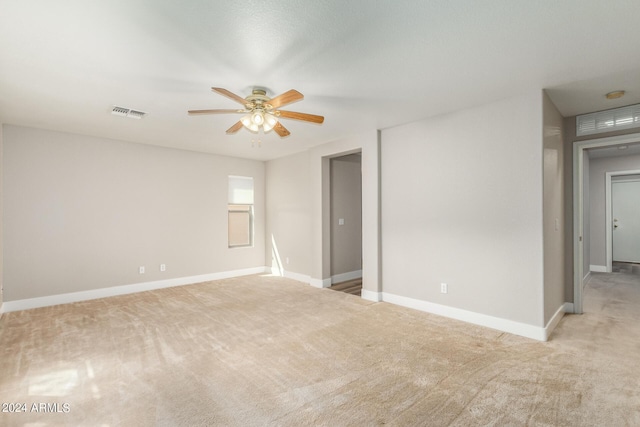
[1,1,640,425]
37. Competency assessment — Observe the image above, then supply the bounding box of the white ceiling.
[2,1,640,161]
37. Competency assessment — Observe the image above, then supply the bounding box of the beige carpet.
[1,271,639,426]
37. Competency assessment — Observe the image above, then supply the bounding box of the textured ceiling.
[2,0,640,160]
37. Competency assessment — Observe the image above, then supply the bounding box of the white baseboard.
[331,270,362,284]
[543,304,566,341]
[381,292,549,342]
[2,266,269,313]
[563,302,574,313]
[361,289,382,302]
[583,271,592,290]
[269,267,331,289]
[310,277,332,288]
[590,265,607,273]
[279,269,312,284]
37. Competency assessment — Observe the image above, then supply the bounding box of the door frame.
[573,133,640,314]
[606,172,640,269]
[328,152,363,285]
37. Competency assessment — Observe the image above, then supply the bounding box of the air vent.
[111,106,147,119]
[577,103,640,136]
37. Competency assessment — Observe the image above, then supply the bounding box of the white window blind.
[577,104,640,136]
[228,176,254,204]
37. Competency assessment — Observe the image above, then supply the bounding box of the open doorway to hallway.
[327,153,363,296]
[574,135,640,313]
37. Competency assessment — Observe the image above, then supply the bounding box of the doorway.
[574,134,640,313]
[612,180,640,263]
[609,175,640,264]
[328,153,363,295]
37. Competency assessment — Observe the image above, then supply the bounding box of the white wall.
[380,91,545,327]
[589,153,640,268]
[265,150,312,278]
[2,125,265,302]
[265,130,380,291]
[330,154,362,279]
[542,92,565,324]
[4,92,564,337]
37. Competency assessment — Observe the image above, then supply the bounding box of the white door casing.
[574,134,640,315]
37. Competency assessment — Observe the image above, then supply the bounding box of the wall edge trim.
[381,292,548,341]
[282,270,312,284]
[563,302,575,313]
[543,303,567,341]
[270,268,331,289]
[361,290,382,302]
[310,277,332,288]
[2,266,269,313]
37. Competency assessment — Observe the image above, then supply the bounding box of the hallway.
[551,261,640,357]
[584,262,640,321]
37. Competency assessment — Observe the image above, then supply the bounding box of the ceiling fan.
[188,87,324,137]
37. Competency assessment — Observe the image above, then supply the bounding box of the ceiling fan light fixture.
[241,114,259,133]
[251,111,265,125]
[263,113,278,132]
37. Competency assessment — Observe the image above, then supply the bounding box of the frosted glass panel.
[228,176,254,204]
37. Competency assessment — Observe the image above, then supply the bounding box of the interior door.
[612,180,640,263]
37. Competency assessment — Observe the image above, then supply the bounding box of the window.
[228,176,254,248]
[577,103,640,136]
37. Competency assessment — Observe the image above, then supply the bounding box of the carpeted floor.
[1,270,639,426]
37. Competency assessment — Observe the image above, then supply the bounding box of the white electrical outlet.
[440,283,448,294]
[139,266,145,274]
[160,264,166,272]
[286,257,290,264]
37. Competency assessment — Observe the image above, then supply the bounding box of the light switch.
[338,218,345,226]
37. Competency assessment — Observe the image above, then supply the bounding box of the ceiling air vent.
[577,103,640,136]
[111,106,147,119]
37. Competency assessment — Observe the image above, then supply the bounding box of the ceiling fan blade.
[212,87,249,106]
[188,109,244,115]
[226,121,244,134]
[277,110,324,124]
[273,122,291,137]
[267,89,303,109]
